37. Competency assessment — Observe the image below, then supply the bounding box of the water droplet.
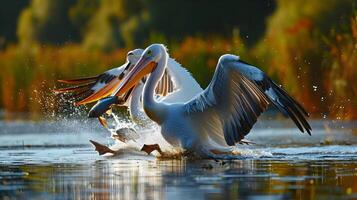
[312,85,318,91]
[320,97,324,102]
[323,114,327,119]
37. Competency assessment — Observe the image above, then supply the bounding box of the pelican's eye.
[147,50,152,55]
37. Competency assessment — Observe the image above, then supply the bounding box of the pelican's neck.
[143,54,167,124]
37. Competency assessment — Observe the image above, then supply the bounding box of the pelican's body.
[114,44,311,159]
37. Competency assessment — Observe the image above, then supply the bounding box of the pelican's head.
[126,49,144,63]
[118,49,145,79]
[114,44,168,96]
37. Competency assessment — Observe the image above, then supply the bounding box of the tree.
[0,1,29,48]
[17,0,78,46]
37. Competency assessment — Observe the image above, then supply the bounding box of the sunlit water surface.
[0,119,356,200]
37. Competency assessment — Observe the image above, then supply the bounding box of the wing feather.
[234,60,311,134]
[185,54,311,146]
[155,69,174,97]
[185,55,269,146]
[55,64,126,105]
[57,76,98,84]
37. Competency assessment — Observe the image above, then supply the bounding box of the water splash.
[99,112,175,155]
[234,146,273,158]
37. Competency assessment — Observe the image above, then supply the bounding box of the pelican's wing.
[185,55,310,146]
[155,70,174,97]
[166,58,202,92]
[161,58,203,103]
[54,62,130,105]
[231,59,311,134]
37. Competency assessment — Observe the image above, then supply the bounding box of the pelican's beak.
[113,57,157,96]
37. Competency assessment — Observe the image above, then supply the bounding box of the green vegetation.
[0,0,355,119]
[254,0,356,119]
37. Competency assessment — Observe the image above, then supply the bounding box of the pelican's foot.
[141,144,163,155]
[89,140,116,155]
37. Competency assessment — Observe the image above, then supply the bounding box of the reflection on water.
[0,120,356,199]
[1,158,357,199]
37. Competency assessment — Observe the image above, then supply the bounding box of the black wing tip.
[303,127,312,135]
[269,82,312,136]
[298,117,312,135]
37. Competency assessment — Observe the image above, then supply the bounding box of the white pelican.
[55,48,204,154]
[112,44,311,159]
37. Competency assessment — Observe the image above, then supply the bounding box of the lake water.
[0,119,356,199]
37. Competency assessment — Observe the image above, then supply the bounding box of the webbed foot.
[90,140,116,155]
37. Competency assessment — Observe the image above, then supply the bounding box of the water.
[0,119,356,199]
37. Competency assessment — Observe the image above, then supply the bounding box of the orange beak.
[113,57,157,96]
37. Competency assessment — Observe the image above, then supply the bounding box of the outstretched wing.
[231,59,311,134]
[54,63,129,105]
[185,54,310,146]
[161,58,203,103]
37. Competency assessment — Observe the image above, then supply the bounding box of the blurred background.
[0,0,355,120]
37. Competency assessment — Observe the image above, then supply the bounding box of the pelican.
[55,48,204,154]
[112,44,311,159]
